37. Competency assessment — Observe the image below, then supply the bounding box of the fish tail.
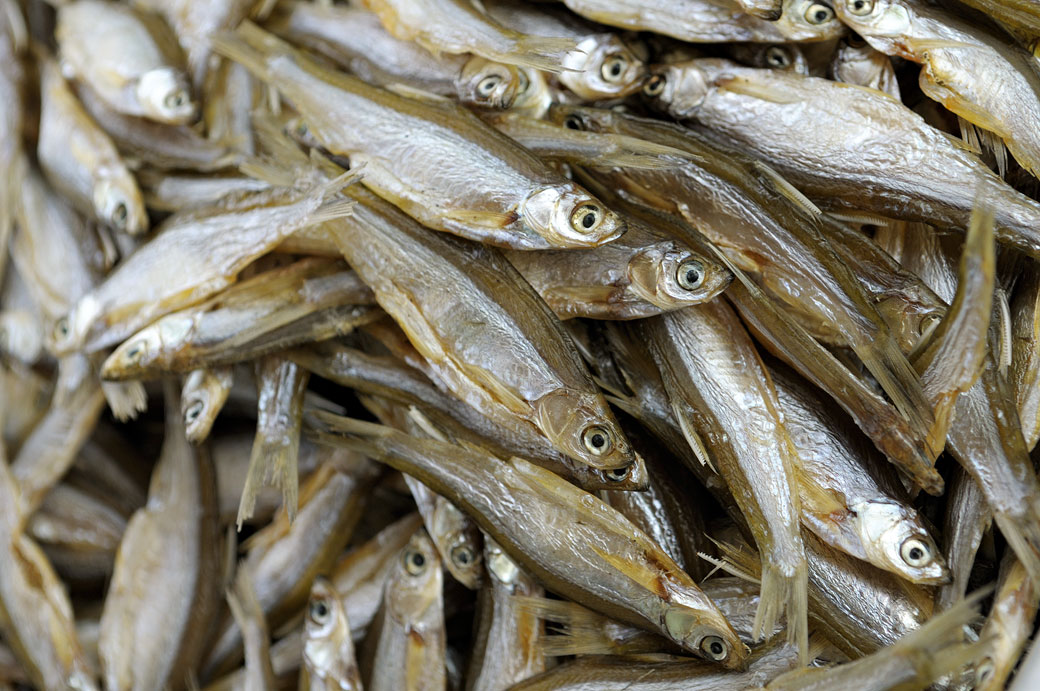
[994,509,1040,587]
[508,35,581,74]
[236,436,299,529]
[211,24,277,85]
[101,380,147,422]
[753,559,808,663]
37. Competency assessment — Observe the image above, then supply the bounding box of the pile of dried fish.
[3,0,1040,687]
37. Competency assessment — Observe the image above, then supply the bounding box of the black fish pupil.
[591,433,605,448]
[611,63,622,76]
[686,269,700,284]
[711,642,724,655]
[815,9,827,20]
[582,212,597,228]
[312,601,328,618]
[565,117,581,130]
[909,547,924,560]
[412,553,425,567]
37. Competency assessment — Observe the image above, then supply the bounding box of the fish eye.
[582,425,613,455]
[899,537,931,567]
[563,114,585,130]
[163,89,188,110]
[476,74,502,98]
[764,45,792,68]
[570,203,603,234]
[54,318,69,340]
[805,3,835,23]
[847,0,874,15]
[308,596,332,625]
[111,201,128,229]
[975,657,995,685]
[403,547,427,576]
[124,340,146,363]
[600,54,629,84]
[643,73,666,97]
[606,464,632,482]
[919,313,941,336]
[699,635,728,661]
[451,545,475,568]
[184,400,205,424]
[676,260,705,290]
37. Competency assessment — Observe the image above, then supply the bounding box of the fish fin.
[588,542,667,598]
[305,199,357,225]
[919,73,1010,140]
[384,82,453,103]
[905,37,980,53]
[753,161,821,217]
[101,380,148,421]
[913,200,995,456]
[669,400,716,473]
[715,75,803,103]
[824,210,893,226]
[507,35,582,74]
[237,409,303,529]
[996,286,1012,375]
[439,207,518,229]
[958,117,1008,178]
[943,128,981,155]
[699,539,762,582]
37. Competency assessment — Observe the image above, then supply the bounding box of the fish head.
[509,68,554,119]
[663,605,747,668]
[852,500,949,584]
[754,44,810,74]
[101,314,196,379]
[136,67,197,125]
[832,0,912,40]
[641,63,708,120]
[519,183,625,247]
[93,177,148,235]
[456,57,521,110]
[558,35,646,100]
[533,389,637,478]
[627,242,734,311]
[303,577,362,690]
[775,0,848,41]
[431,500,484,589]
[181,368,230,443]
[386,529,444,625]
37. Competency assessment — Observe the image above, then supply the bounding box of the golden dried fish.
[558,0,845,43]
[37,54,148,235]
[322,186,638,475]
[832,0,1040,178]
[642,303,808,660]
[131,0,256,90]
[98,384,220,691]
[830,36,900,97]
[204,460,377,677]
[509,642,800,690]
[75,81,239,171]
[359,0,579,72]
[101,258,377,379]
[645,58,1040,258]
[360,528,446,691]
[309,413,747,666]
[0,452,97,691]
[552,106,936,471]
[11,163,96,329]
[972,554,1039,690]
[269,2,523,110]
[302,577,362,691]
[183,366,234,444]
[213,23,624,250]
[403,476,484,589]
[0,0,23,286]
[57,0,196,124]
[1011,268,1040,451]
[483,0,647,99]
[226,572,278,691]
[29,484,126,584]
[771,365,947,584]
[504,214,731,320]
[466,538,544,690]
[54,169,360,354]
